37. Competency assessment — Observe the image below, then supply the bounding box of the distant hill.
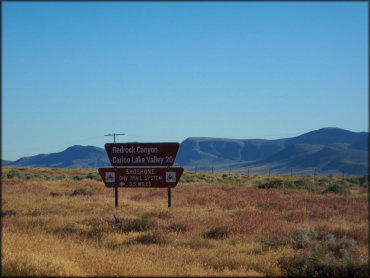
[175,128,369,176]
[284,127,368,146]
[3,145,111,169]
[2,160,12,166]
[2,128,369,176]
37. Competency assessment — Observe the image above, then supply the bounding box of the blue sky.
[2,2,368,161]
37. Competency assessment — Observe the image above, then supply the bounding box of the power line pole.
[104,133,125,208]
[104,133,125,143]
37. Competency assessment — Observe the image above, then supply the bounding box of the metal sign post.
[115,184,118,207]
[104,134,124,208]
[168,188,171,208]
[114,167,118,208]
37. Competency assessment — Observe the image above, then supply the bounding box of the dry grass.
[1,167,368,276]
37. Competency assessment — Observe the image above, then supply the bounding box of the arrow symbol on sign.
[119,182,125,187]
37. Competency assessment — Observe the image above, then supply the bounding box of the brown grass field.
[1,167,369,276]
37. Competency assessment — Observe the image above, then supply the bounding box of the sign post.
[115,184,118,207]
[99,142,183,208]
[168,188,171,208]
[114,167,118,208]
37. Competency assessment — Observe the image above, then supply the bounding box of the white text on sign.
[112,156,173,165]
[112,146,159,154]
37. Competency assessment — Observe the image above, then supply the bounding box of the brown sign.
[98,167,184,188]
[105,143,180,167]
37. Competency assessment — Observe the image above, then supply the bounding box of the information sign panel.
[105,143,180,167]
[98,167,184,188]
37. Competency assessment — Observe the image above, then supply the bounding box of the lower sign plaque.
[98,167,184,188]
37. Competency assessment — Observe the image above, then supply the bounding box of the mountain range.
[2,128,369,176]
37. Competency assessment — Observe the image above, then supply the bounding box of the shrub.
[218,176,236,184]
[112,213,156,233]
[84,220,107,239]
[26,211,42,217]
[49,192,62,197]
[278,228,366,277]
[323,233,336,249]
[150,210,173,219]
[284,180,296,189]
[134,230,167,245]
[55,174,66,180]
[341,236,357,248]
[324,183,342,194]
[181,176,195,183]
[54,220,107,240]
[6,170,36,180]
[72,175,84,181]
[167,222,189,233]
[358,175,369,187]
[260,235,293,250]
[323,181,350,194]
[6,169,22,179]
[139,213,150,225]
[40,173,65,181]
[202,226,229,240]
[85,172,101,181]
[39,173,52,180]
[317,180,331,187]
[258,178,284,189]
[293,227,317,249]
[70,188,91,196]
[280,256,368,277]
[5,169,65,181]
[1,210,16,217]
[180,175,203,183]
[344,177,360,186]
[184,236,215,249]
[24,173,36,180]
[294,176,313,189]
